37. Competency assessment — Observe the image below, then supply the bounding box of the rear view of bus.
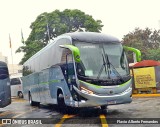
[0,61,11,108]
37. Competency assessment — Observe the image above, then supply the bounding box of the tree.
[16,9,103,64]
[122,28,160,63]
[146,49,160,61]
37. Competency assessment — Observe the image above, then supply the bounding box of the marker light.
[80,86,93,94]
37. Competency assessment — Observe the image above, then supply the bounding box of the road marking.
[12,98,27,102]
[0,111,13,116]
[12,100,27,103]
[54,114,75,127]
[0,107,38,126]
[133,94,160,97]
[12,107,38,118]
[100,114,108,127]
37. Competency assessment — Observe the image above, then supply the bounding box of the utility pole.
[9,34,14,74]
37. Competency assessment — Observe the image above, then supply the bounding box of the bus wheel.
[101,105,108,113]
[57,92,69,113]
[18,91,23,98]
[29,93,39,106]
[57,92,65,107]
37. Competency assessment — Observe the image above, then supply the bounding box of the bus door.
[66,51,76,92]
[60,45,81,105]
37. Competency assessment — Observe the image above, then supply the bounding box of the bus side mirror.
[59,44,81,63]
[123,46,141,62]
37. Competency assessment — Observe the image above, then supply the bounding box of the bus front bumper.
[73,86,132,107]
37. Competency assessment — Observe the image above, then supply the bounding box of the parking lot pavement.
[0,96,160,127]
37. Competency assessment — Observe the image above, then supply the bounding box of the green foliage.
[122,28,160,63]
[146,49,160,61]
[16,9,103,64]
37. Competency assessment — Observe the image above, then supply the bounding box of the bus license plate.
[107,100,116,104]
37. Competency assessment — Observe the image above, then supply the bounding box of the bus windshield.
[75,42,129,79]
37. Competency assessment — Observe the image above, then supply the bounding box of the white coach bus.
[22,32,132,111]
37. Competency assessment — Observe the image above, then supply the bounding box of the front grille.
[78,75,131,86]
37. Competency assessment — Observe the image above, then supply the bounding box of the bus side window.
[67,54,74,75]
[61,49,72,63]
[61,49,75,81]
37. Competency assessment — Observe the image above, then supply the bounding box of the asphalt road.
[0,96,160,127]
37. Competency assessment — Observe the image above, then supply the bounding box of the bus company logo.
[2,119,11,124]
[109,90,113,94]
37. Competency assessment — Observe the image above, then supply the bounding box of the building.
[8,64,23,75]
[0,52,8,64]
[0,52,22,76]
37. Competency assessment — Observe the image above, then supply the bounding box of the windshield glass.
[75,42,129,79]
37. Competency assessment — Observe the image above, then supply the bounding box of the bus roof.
[63,32,120,43]
[23,32,120,66]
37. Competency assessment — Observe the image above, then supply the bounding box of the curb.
[132,94,160,97]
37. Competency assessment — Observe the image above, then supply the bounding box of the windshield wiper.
[97,45,124,83]
[102,44,124,83]
[97,54,109,79]
[104,54,124,83]
[97,45,112,80]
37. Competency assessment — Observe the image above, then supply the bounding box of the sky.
[0,0,160,64]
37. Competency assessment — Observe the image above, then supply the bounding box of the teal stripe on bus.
[39,79,61,85]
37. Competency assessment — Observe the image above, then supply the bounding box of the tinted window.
[11,78,21,85]
[61,49,72,63]
[0,67,9,79]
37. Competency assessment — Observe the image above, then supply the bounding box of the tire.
[101,105,108,113]
[57,92,65,108]
[101,105,107,110]
[57,92,69,113]
[29,93,40,106]
[18,91,23,98]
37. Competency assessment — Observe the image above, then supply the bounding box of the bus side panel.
[32,73,40,102]
[0,78,11,108]
[39,69,52,103]
[48,67,64,104]
[22,76,29,100]
[48,66,73,106]
[22,73,40,102]
[22,75,32,100]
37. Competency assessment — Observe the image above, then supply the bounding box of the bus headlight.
[80,86,93,95]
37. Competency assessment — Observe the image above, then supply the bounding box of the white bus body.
[22,32,132,109]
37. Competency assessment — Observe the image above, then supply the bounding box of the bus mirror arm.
[59,44,81,63]
[65,54,69,83]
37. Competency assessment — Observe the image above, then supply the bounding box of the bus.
[22,32,132,110]
[0,61,11,108]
